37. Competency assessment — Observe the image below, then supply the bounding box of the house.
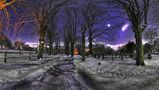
[14,40,25,50]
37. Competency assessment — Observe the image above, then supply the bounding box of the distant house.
[0,33,12,49]
[14,40,25,50]
[14,40,33,51]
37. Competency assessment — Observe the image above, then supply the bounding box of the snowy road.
[0,56,92,90]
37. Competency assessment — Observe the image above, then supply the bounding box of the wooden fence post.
[19,49,22,55]
[121,54,124,60]
[112,54,114,60]
[102,54,104,59]
[29,51,31,60]
[4,51,7,63]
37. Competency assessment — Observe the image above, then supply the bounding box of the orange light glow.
[74,48,78,55]
[0,0,16,10]
[0,0,19,31]
[0,2,6,10]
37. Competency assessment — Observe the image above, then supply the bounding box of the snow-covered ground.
[0,54,159,90]
[145,55,159,66]
[0,55,93,90]
[0,50,57,63]
[75,55,159,90]
[0,55,64,82]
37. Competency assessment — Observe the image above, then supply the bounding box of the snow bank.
[76,56,159,89]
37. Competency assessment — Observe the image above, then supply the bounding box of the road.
[0,58,91,90]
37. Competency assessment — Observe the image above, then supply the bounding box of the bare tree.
[80,7,90,61]
[54,33,61,54]
[77,0,100,61]
[64,8,77,57]
[30,0,67,59]
[64,28,70,55]
[12,15,37,39]
[0,0,23,31]
[144,27,158,45]
[46,14,58,55]
[79,0,118,59]
[143,27,158,57]
[115,0,150,66]
[86,3,107,55]
[154,38,159,52]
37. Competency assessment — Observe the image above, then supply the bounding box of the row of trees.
[1,0,158,66]
[66,0,152,66]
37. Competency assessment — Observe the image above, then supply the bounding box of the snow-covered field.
[0,53,159,90]
[0,55,93,90]
[0,50,54,63]
[75,55,159,90]
[0,55,64,82]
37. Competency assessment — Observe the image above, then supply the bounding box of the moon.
[107,24,111,27]
[122,23,129,32]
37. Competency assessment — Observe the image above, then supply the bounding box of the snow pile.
[79,57,159,77]
[145,55,159,66]
[76,56,159,89]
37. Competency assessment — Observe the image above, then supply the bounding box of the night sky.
[1,0,159,45]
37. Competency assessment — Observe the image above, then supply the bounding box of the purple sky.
[2,0,159,45]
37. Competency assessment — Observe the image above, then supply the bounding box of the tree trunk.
[38,24,46,59]
[38,38,45,59]
[58,43,61,54]
[82,32,86,61]
[71,42,74,57]
[48,37,53,55]
[89,30,93,55]
[65,41,69,55]
[135,30,145,66]
[55,43,58,54]
[150,38,153,58]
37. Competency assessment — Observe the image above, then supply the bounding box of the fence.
[0,50,37,63]
[93,53,134,60]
